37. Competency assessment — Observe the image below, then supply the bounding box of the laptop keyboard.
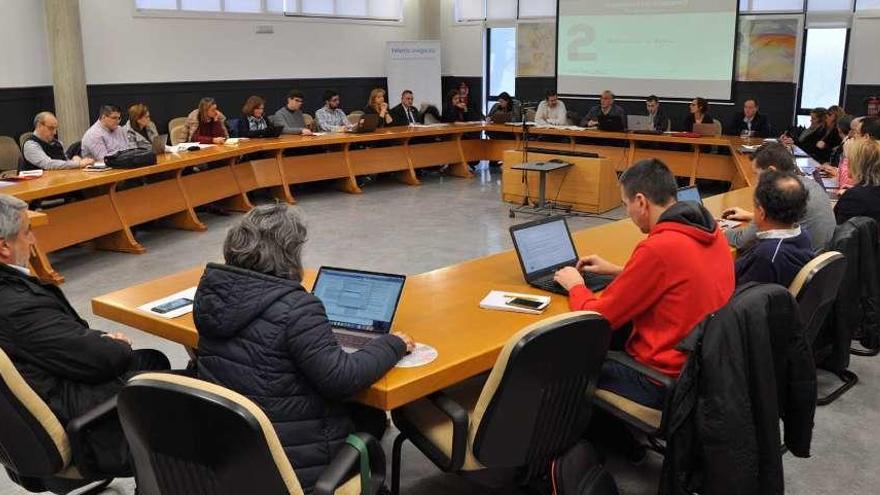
[533,271,613,294]
[334,332,375,350]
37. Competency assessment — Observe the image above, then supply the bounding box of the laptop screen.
[511,217,578,277]
[312,268,405,333]
[676,186,702,205]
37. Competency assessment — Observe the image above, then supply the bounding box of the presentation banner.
[386,41,442,111]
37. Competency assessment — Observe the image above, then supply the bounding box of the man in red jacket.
[554,159,734,408]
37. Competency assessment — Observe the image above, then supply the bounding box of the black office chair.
[788,251,851,405]
[389,311,614,494]
[66,141,82,159]
[118,373,384,495]
[0,348,117,494]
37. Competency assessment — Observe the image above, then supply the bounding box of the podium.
[502,150,620,214]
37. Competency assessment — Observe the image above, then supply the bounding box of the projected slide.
[557,0,737,99]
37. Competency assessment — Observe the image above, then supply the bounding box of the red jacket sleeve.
[567,243,668,329]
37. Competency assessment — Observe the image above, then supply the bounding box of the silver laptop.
[151,134,168,154]
[311,266,406,353]
[627,115,653,131]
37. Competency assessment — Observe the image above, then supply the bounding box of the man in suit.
[0,194,170,474]
[390,89,423,126]
[645,95,670,131]
[727,98,771,138]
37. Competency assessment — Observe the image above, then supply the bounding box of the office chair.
[525,108,537,123]
[788,251,852,405]
[0,348,118,494]
[830,217,880,357]
[390,311,613,494]
[303,114,315,131]
[18,132,34,151]
[118,373,384,495]
[347,111,364,126]
[169,125,188,146]
[167,117,187,134]
[65,141,82,160]
[0,136,22,176]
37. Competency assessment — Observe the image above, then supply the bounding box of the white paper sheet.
[137,287,197,319]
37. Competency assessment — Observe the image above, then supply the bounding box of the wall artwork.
[736,16,802,83]
[517,22,556,77]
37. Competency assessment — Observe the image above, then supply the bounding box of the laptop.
[627,115,653,132]
[693,123,721,136]
[264,123,284,138]
[349,114,380,133]
[509,216,613,295]
[597,114,625,132]
[677,186,741,229]
[812,169,840,199]
[312,267,407,352]
[150,134,168,154]
[490,112,512,125]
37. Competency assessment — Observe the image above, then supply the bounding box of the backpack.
[104,148,157,169]
[551,441,619,495]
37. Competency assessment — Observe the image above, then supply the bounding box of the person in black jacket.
[0,194,170,475]
[389,89,424,126]
[727,98,771,138]
[834,138,880,225]
[235,95,276,138]
[735,170,814,288]
[442,89,479,123]
[193,203,414,491]
[683,97,713,131]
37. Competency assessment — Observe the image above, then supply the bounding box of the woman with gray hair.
[193,203,413,492]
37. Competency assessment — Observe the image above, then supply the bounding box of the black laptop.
[349,114,380,134]
[597,114,625,132]
[509,216,613,295]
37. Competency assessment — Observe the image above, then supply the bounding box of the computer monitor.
[312,267,406,333]
[510,216,579,280]
[597,114,625,132]
[676,185,702,205]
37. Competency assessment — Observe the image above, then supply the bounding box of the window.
[799,27,848,109]
[807,0,854,10]
[455,0,555,21]
[488,27,516,100]
[738,0,806,12]
[857,0,880,9]
[135,0,403,20]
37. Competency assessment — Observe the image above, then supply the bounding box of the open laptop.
[150,134,168,154]
[509,216,613,295]
[811,169,840,199]
[597,114,625,132]
[264,123,284,138]
[490,112,512,125]
[627,115,653,132]
[349,114,380,134]
[312,267,406,352]
[677,186,741,229]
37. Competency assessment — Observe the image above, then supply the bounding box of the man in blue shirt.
[735,170,815,287]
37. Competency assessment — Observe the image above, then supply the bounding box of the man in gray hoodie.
[271,90,314,135]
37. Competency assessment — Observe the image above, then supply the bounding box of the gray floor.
[4,165,879,494]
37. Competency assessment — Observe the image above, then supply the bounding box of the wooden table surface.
[92,186,754,410]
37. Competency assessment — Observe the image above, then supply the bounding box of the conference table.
[3,123,757,284]
[92,186,754,411]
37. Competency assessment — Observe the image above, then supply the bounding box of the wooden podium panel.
[501,150,620,213]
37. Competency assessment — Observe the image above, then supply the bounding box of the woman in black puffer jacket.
[193,204,413,491]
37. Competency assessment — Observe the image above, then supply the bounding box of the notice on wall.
[386,41,442,112]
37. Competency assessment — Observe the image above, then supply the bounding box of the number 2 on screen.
[567,24,597,62]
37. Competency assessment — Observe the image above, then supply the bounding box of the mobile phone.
[506,297,544,310]
[151,297,193,314]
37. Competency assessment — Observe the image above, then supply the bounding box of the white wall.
[0,0,52,88]
[439,0,483,76]
[846,12,880,85]
[78,0,425,84]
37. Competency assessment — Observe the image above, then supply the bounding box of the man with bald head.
[734,170,814,287]
[21,112,94,171]
[581,90,627,127]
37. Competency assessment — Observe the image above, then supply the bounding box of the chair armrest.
[428,391,469,472]
[314,432,385,495]
[606,351,675,389]
[65,396,118,478]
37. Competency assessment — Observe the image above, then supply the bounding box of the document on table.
[138,287,197,319]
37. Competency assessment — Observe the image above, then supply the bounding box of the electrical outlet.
[255,25,274,34]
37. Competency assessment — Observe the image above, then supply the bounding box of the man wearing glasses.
[21,112,95,170]
[81,104,131,162]
[315,90,349,132]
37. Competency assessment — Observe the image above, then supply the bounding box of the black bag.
[551,441,619,495]
[104,148,156,169]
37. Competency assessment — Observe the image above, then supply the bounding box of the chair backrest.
[119,373,305,495]
[525,108,537,122]
[470,312,612,478]
[303,114,315,130]
[167,117,187,135]
[170,125,188,145]
[0,136,22,174]
[789,251,848,343]
[423,111,440,124]
[347,111,364,126]
[66,141,82,159]
[18,132,34,151]
[0,347,71,478]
